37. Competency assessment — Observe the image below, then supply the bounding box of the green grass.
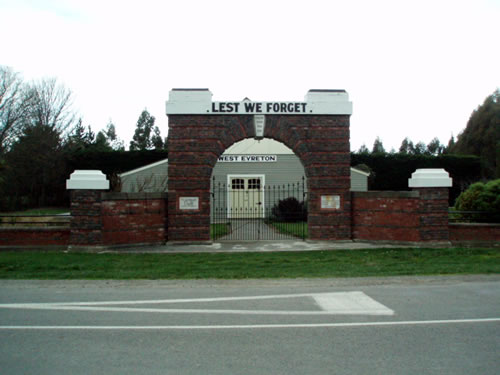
[0,248,498,279]
[269,221,308,239]
[211,223,231,239]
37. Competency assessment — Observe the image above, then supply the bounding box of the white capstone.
[66,170,110,190]
[165,89,352,115]
[304,89,353,115]
[166,88,213,114]
[408,169,452,188]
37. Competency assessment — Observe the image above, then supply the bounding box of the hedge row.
[68,151,480,205]
[351,153,481,204]
[66,150,169,176]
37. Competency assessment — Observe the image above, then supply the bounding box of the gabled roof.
[119,158,169,177]
[350,167,370,177]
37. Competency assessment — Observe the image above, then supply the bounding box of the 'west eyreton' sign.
[218,155,277,162]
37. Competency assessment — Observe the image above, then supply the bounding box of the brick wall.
[68,191,167,249]
[101,193,167,246]
[0,227,69,248]
[352,188,452,243]
[449,223,500,245]
[352,191,421,242]
[167,114,352,241]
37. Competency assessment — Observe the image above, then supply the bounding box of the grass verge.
[0,248,498,279]
[269,221,308,239]
[210,223,231,239]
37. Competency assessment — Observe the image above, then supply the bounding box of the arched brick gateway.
[166,89,353,242]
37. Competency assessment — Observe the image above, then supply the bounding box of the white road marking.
[0,291,394,316]
[0,304,391,315]
[313,291,393,315]
[0,318,498,330]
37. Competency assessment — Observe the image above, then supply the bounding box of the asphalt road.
[0,275,499,375]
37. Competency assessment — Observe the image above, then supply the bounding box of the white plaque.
[254,115,265,139]
[321,195,340,210]
[179,197,199,210]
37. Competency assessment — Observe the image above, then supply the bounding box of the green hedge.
[66,150,169,176]
[351,153,481,204]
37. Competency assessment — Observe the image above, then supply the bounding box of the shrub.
[271,197,307,222]
[453,179,500,222]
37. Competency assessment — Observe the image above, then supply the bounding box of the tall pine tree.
[450,89,500,178]
[129,109,155,151]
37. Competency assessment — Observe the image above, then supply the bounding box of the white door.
[229,176,264,219]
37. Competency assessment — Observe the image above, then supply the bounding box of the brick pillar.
[415,187,450,241]
[409,169,452,243]
[66,170,109,249]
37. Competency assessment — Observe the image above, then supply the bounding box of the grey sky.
[1,0,499,151]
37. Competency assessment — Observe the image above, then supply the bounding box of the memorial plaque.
[254,115,265,139]
[179,197,199,210]
[321,195,340,210]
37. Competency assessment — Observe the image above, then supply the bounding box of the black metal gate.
[211,176,307,240]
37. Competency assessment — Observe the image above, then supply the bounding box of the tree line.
[358,136,448,156]
[0,65,166,210]
[356,88,499,180]
[1,64,497,211]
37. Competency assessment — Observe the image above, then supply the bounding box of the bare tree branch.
[27,77,76,134]
[0,66,30,153]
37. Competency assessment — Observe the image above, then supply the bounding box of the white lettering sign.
[217,155,277,163]
[321,195,340,210]
[211,102,308,114]
[179,197,199,210]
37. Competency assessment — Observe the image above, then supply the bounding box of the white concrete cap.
[166,89,213,114]
[165,89,352,115]
[66,170,110,190]
[408,168,452,188]
[304,89,353,115]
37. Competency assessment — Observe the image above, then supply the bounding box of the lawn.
[211,223,231,239]
[269,221,308,239]
[0,247,498,279]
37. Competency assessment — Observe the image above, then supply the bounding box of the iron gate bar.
[211,176,307,241]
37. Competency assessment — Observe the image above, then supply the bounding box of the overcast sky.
[2,0,499,151]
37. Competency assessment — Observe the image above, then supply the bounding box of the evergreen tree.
[129,109,155,151]
[399,137,414,154]
[413,141,427,155]
[151,126,164,150]
[93,131,113,152]
[427,137,444,155]
[444,135,456,154]
[371,137,386,154]
[4,123,65,208]
[104,121,124,151]
[357,144,370,154]
[450,89,500,178]
[65,122,96,152]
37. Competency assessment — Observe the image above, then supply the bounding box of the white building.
[119,138,369,193]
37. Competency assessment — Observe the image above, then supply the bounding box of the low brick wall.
[0,227,70,248]
[449,223,500,246]
[101,193,168,246]
[352,191,421,242]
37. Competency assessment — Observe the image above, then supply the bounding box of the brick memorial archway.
[166,89,353,242]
